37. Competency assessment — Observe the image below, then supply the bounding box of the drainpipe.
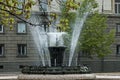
[102,0,104,13]
[101,57,104,72]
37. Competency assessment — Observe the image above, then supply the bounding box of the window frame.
[79,51,91,58]
[116,45,120,55]
[18,0,25,9]
[0,44,5,57]
[17,22,27,34]
[41,0,48,11]
[0,25,4,33]
[116,23,120,35]
[115,0,120,14]
[19,65,25,69]
[17,44,27,57]
[0,65,3,69]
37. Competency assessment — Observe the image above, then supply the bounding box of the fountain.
[22,16,91,74]
[21,0,93,74]
[69,12,89,66]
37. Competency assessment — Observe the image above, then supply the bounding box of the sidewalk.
[0,72,120,80]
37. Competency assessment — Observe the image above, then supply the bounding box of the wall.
[0,23,40,72]
[96,0,114,14]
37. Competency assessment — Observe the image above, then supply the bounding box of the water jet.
[23,0,92,75]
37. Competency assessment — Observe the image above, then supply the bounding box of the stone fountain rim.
[18,74,96,80]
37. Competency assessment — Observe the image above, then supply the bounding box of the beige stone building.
[0,0,120,72]
[0,20,41,72]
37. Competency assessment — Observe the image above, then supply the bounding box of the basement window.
[79,51,90,57]
[19,65,25,69]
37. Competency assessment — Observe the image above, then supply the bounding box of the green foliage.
[59,0,98,32]
[62,0,99,53]
[0,0,35,30]
[79,12,115,58]
[78,0,98,18]
[57,0,79,32]
[49,0,115,59]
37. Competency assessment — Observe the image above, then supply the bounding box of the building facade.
[0,0,119,72]
[0,22,41,72]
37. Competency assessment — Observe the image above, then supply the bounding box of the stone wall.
[0,23,40,72]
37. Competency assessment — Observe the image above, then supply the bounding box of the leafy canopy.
[0,0,35,30]
[49,0,80,32]
[60,0,115,58]
[79,12,115,58]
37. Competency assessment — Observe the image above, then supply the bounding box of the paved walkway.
[0,72,120,80]
[0,76,17,80]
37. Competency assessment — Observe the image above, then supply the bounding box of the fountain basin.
[18,74,95,80]
[21,46,91,74]
[21,66,91,74]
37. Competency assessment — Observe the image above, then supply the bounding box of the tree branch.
[0,8,39,26]
[0,0,62,27]
[0,2,23,10]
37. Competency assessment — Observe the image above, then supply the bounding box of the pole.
[102,0,104,13]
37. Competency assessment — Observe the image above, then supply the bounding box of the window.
[0,65,3,69]
[41,0,47,11]
[18,0,25,9]
[0,44,4,56]
[79,51,90,57]
[116,45,120,55]
[115,0,120,14]
[116,24,120,35]
[0,25,3,33]
[19,65,25,69]
[17,22,26,33]
[18,44,27,56]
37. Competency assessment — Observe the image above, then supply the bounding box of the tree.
[49,0,80,32]
[40,0,115,59]
[1,0,114,59]
[79,12,115,58]
[0,0,35,30]
[0,0,78,30]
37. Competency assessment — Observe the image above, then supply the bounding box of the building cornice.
[106,14,120,18]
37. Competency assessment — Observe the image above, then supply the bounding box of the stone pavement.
[0,72,120,80]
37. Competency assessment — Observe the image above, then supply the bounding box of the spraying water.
[68,1,92,66]
[68,12,89,66]
[29,14,66,66]
[29,0,94,67]
[47,32,66,46]
[29,15,51,66]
